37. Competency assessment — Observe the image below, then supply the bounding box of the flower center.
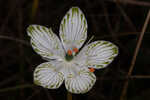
[65,48,79,61]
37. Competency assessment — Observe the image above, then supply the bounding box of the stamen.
[73,47,78,53]
[67,49,72,55]
[89,68,95,72]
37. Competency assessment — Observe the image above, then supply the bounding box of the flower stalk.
[67,92,72,100]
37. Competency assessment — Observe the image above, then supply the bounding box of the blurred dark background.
[0,0,150,100]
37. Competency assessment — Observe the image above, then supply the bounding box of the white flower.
[27,7,118,94]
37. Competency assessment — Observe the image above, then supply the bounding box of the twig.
[105,0,150,7]
[26,90,41,100]
[31,0,39,22]
[101,1,118,41]
[100,0,132,57]
[97,32,137,39]
[97,75,150,81]
[131,75,150,79]
[115,1,137,31]
[84,0,99,34]
[0,35,30,46]
[120,10,150,100]
[0,32,138,47]
[43,89,54,100]
[0,84,34,93]
[89,14,122,17]
[17,4,25,98]
[0,74,19,87]
[0,0,19,32]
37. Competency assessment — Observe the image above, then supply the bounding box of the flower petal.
[65,67,96,94]
[84,41,118,69]
[73,45,88,66]
[34,62,64,89]
[59,7,87,51]
[27,25,65,60]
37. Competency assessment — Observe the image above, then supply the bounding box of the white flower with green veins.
[27,7,118,94]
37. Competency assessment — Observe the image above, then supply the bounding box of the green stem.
[67,92,72,100]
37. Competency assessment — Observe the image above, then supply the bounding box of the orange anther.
[73,47,78,53]
[67,49,72,55]
[89,68,95,72]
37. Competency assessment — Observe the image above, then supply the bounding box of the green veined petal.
[85,40,118,69]
[34,62,64,89]
[59,7,87,51]
[27,25,64,60]
[65,68,96,94]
